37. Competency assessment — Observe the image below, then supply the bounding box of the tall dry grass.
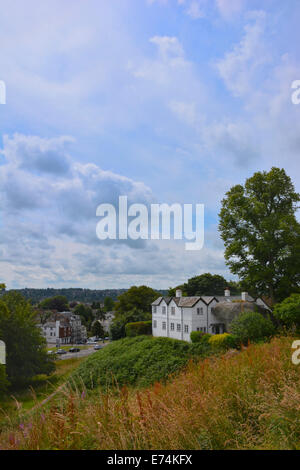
[0,336,299,450]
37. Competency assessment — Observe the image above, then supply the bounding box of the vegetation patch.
[70,335,208,390]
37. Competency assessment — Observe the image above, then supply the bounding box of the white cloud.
[215,0,245,20]
[216,11,268,97]
[186,1,205,19]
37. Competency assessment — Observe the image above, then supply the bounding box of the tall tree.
[39,295,69,312]
[219,168,300,303]
[115,286,160,316]
[0,292,55,385]
[104,296,115,312]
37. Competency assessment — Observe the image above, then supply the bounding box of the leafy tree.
[40,295,69,312]
[110,308,151,340]
[36,309,52,325]
[230,311,275,345]
[219,168,300,303]
[104,296,115,312]
[92,321,105,339]
[0,292,55,385]
[96,309,106,321]
[115,286,159,316]
[188,274,239,296]
[273,294,300,329]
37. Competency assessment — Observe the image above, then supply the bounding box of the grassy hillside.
[0,336,299,450]
[70,335,208,390]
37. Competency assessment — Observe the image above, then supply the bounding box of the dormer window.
[162,306,166,314]
[197,307,203,315]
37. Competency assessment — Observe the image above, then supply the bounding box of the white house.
[151,288,271,342]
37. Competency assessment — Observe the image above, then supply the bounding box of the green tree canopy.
[273,294,300,329]
[39,295,69,312]
[110,308,151,340]
[0,292,55,385]
[91,321,105,339]
[104,296,115,312]
[115,286,160,316]
[168,274,240,297]
[219,167,300,303]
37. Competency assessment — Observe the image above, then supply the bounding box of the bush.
[70,336,207,390]
[125,321,152,337]
[190,331,205,343]
[208,333,237,351]
[273,294,300,329]
[230,311,275,345]
[110,308,151,340]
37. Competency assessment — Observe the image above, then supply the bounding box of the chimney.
[224,288,230,297]
[241,292,248,301]
[175,289,182,298]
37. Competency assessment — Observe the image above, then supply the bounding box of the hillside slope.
[0,336,299,450]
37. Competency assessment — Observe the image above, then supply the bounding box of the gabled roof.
[152,295,218,307]
[151,296,172,306]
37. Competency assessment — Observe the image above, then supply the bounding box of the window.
[184,325,189,333]
[153,320,157,328]
[177,323,181,332]
[171,307,175,315]
[162,321,166,330]
[153,306,157,313]
[197,307,204,315]
[170,322,174,331]
[162,306,166,314]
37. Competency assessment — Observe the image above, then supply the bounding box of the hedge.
[125,320,152,337]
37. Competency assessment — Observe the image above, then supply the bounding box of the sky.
[0,0,299,290]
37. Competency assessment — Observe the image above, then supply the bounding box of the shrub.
[230,311,275,345]
[208,333,237,351]
[70,335,206,390]
[190,331,205,343]
[273,294,300,329]
[125,321,152,337]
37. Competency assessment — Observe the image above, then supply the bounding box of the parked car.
[56,349,67,355]
[69,348,80,353]
[94,344,102,350]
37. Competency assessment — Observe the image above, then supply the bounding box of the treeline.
[1,288,128,305]
[1,288,169,305]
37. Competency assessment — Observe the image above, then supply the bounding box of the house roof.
[152,293,260,308]
[152,295,218,307]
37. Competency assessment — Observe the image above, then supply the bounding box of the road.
[56,343,109,361]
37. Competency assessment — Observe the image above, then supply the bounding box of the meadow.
[0,336,299,450]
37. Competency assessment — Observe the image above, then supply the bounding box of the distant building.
[39,312,87,345]
[152,288,271,342]
[39,320,71,345]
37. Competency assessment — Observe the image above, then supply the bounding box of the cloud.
[216,11,268,97]
[215,0,245,20]
[186,1,206,19]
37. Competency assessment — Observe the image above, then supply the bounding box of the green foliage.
[0,292,55,385]
[273,294,300,328]
[92,321,105,339]
[115,285,159,316]
[5,288,127,305]
[70,336,207,390]
[110,308,151,340]
[219,167,300,303]
[125,321,152,337]
[0,365,9,396]
[74,304,95,331]
[190,331,205,343]
[208,333,238,351]
[40,295,69,312]
[104,297,115,312]
[230,311,275,345]
[169,274,240,297]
